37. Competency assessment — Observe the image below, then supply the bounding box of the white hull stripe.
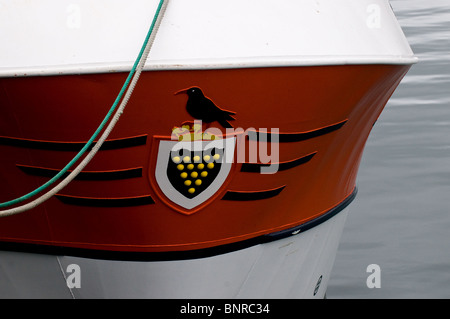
[0,56,418,78]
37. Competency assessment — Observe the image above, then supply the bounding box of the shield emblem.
[153,137,235,214]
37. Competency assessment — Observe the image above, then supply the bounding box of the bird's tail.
[220,110,236,128]
[223,110,236,120]
[217,109,236,128]
[218,119,234,128]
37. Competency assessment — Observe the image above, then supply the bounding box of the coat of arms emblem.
[150,87,239,214]
[151,123,236,214]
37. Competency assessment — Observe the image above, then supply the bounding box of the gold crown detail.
[171,123,220,141]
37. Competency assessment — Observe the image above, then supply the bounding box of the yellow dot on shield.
[201,171,208,177]
[177,164,184,171]
[180,172,188,179]
[195,179,202,186]
[203,155,211,162]
[172,156,181,163]
[183,156,191,163]
[188,188,195,194]
[213,154,220,161]
[207,162,214,169]
[197,163,205,170]
[193,155,201,163]
[187,164,194,170]
[184,180,192,186]
[191,171,198,178]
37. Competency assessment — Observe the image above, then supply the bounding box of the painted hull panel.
[0,0,416,298]
[0,0,416,74]
[0,64,410,253]
[0,207,348,299]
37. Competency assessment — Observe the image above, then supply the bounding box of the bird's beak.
[174,88,189,95]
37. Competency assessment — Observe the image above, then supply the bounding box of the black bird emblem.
[175,87,236,128]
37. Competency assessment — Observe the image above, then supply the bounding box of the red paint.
[0,64,411,252]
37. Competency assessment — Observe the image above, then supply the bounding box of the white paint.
[0,0,417,77]
[0,207,350,298]
[66,4,82,29]
[366,4,382,29]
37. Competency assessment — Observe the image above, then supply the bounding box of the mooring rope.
[0,0,169,217]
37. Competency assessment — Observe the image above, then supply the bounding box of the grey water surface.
[327,0,450,298]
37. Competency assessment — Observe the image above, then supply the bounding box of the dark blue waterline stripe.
[264,188,357,241]
[0,188,356,261]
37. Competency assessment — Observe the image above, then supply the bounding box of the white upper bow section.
[0,0,417,76]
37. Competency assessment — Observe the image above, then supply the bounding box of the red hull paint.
[0,64,410,253]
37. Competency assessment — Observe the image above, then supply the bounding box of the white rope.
[0,0,169,217]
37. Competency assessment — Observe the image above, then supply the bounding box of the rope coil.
[0,0,169,217]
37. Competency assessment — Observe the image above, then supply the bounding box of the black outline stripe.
[0,135,147,151]
[241,152,316,173]
[265,188,357,241]
[0,188,357,261]
[248,120,347,143]
[221,185,286,201]
[55,194,155,207]
[16,165,143,181]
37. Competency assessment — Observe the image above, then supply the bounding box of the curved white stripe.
[1,0,417,77]
[0,55,418,78]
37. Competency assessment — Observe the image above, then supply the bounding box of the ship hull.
[0,206,349,299]
[0,0,416,298]
[0,64,410,253]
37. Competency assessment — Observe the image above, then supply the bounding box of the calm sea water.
[327,0,450,298]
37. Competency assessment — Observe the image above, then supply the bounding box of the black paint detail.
[16,165,143,181]
[55,194,155,207]
[221,185,286,201]
[264,188,357,240]
[314,275,323,296]
[0,134,147,151]
[0,188,356,262]
[248,120,347,143]
[241,152,317,173]
[167,148,223,199]
[175,87,236,128]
